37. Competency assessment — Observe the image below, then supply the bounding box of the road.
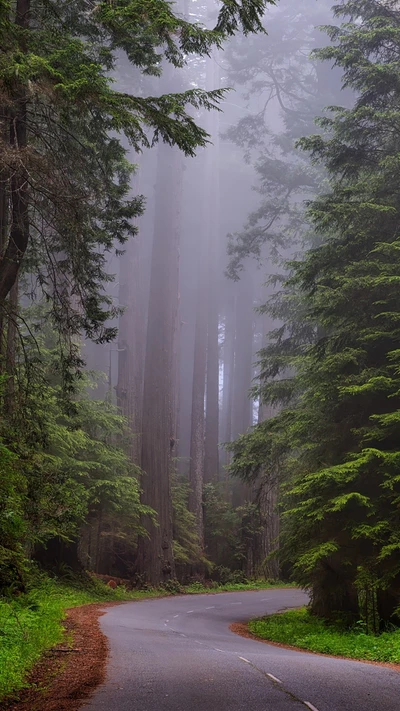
[82,589,399,711]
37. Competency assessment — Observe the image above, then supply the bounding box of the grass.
[0,575,290,700]
[184,579,294,593]
[249,607,400,664]
[0,575,121,700]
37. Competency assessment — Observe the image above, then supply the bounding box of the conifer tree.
[231,0,400,624]
[0,0,273,353]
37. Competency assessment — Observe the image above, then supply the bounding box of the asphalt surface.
[82,589,400,711]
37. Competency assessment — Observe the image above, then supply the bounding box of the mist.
[79,0,343,583]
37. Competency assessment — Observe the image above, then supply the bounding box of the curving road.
[82,589,399,711]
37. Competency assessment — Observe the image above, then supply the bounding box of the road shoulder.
[230,621,400,673]
[3,602,117,711]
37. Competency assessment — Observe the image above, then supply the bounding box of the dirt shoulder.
[3,602,119,711]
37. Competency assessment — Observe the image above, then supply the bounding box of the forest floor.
[246,608,400,666]
[0,575,292,706]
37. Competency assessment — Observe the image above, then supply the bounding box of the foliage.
[224,0,341,280]
[0,331,152,590]
[0,574,119,700]
[0,429,27,591]
[249,608,400,663]
[172,475,209,569]
[203,482,243,570]
[230,0,400,624]
[0,0,274,391]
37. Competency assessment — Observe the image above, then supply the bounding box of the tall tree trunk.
[220,288,235,470]
[116,215,148,466]
[204,271,219,484]
[137,136,182,585]
[204,56,221,485]
[0,108,9,354]
[0,1,30,304]
[253,294,280,578]
[189,215,208,547]
[4,279,18,415]
[231,272,254,508]
[231,271,254,440]
[258,400,280,579]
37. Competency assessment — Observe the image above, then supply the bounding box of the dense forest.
[1,0,400,636]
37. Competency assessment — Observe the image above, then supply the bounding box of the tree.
[231,0,400,625]
[0,0,273,361]
[224,0,346,578]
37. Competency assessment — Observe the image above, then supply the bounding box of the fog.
[80,0,345,580]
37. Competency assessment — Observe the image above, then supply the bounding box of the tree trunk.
[231,272,254,440]
[188,222,208,548]
[4,279,18,415]
[220,290,235,471]
[0,108,9,354]
[204,275,219,484]
[257,310,280,579]
[116,213,148,466]
[0,1,30,304]
[231,272,254,507]
[204,58,220,485]
[137,136,182,585]
[310,564,359,623]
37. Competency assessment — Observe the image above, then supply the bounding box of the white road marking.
[206,606,215,609]
[195,640,203,645]
[180,633,186,637]
[215,648,225,652]
[304,703,320,711]
[239,657,251,664]
[230,602,242,605]
[267,673,282,684]
[165,619,169,622]
[187,610,194,614]
[173,614,179,618]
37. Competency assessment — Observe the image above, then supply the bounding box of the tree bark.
[220,288,236,469]
[4,279,18,415]
[231,272,254,507]
[116,216,148,465]
[204,58,221,485]
[310,564,359,623]
[204,270,219,484]
[188,218,208,547]
[137,137,182,585]
[0,1,30,304]
[257,308,280,579]
[231,271,254,440]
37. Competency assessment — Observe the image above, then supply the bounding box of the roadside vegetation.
[0,573,289,701]
[249,609,400,664]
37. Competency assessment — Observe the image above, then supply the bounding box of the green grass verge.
[0,576,290,700]
[0,576,124,700]
[249,607,400,664]
[184,579,294,593]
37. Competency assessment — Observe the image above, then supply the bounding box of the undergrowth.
[249,607,400,663]
[184,579,293,593]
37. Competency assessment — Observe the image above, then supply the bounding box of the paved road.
[83,589,399,711]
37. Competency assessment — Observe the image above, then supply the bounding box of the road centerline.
[267,673,282,684]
